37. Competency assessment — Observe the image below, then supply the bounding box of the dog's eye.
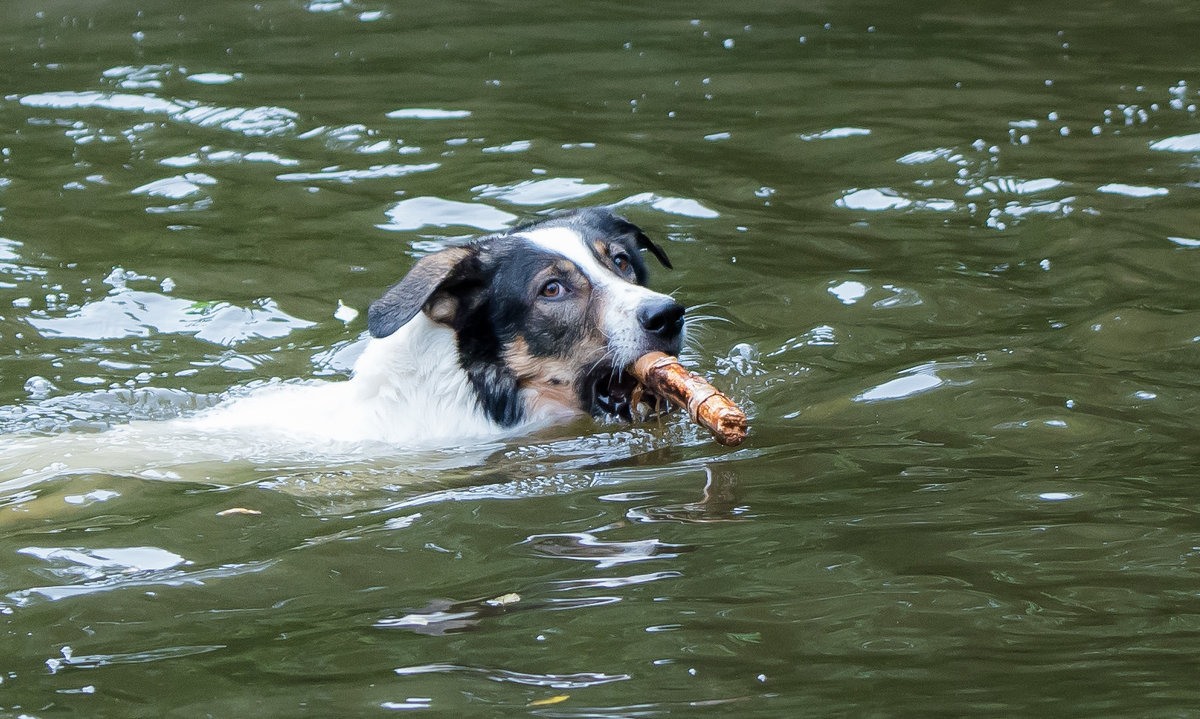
[540,280,566,299]
[612,253,631,273]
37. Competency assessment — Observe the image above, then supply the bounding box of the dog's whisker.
[685,301,728,314]
[684,313,731,326]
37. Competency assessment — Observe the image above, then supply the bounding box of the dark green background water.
[3,0,1200,716]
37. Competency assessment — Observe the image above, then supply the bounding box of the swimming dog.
[176,206,685,447]
[0,206,685,494]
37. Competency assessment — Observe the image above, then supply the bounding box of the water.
[3,0,1200,715]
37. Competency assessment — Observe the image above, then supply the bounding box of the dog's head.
[367,207,683,427]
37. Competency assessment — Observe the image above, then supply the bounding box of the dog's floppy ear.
[633,227,673,270]
[609,214,672,270]
[367,246,479,338]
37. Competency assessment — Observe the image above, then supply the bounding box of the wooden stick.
[630,352,748,447]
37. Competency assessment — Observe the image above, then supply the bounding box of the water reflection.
[521,533,692,569]
[626,465,750,523]
[27,287,315,345]
[376,196,515,232]
[393,663,631,689]
[20,91,299,137]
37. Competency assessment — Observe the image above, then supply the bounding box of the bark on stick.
[629,352,748,447]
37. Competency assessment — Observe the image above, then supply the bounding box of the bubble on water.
[828,280,868,305]
[24,376,57,399]
[334,300,358,324]
[722,38,734,49]
[716,343,762,377]
[1039,492,1076,501]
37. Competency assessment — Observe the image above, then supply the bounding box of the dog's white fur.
[185,313,577,447]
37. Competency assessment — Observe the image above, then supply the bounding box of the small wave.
[20,91,298,137]
[394,663,630,689]
[376,196,516,232]
[474,177,611,206]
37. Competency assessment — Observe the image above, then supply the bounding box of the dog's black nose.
[637,298,685,340]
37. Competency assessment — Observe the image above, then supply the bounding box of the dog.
[144,206,685,449]
[0,206,685,496]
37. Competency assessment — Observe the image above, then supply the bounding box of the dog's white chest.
[185,314,549,447]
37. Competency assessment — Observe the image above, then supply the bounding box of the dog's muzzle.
[585,297,685,420]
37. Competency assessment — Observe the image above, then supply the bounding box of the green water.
[3,0,1200,716]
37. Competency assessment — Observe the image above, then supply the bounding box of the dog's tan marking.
[412,246,470,324]
[503,334,607,414]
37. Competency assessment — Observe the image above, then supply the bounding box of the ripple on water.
[26,289,315,346]
[1096,183,1169,198]
[161,149,300,168]
[376,197,517,232]
[131,173,217,201]
[1149,131,1200,152]
[275,163,440,184]
[8,545,277,606]
[20,91,298,137]
[473,177,611,206]
[798,127,871,141]
[854,360,976,404]
[393,663,630,689]
[386,108,472,120]
[614,192,719,219]
[521,532,691,569]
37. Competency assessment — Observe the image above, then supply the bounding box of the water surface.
[3,1,1200,716]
